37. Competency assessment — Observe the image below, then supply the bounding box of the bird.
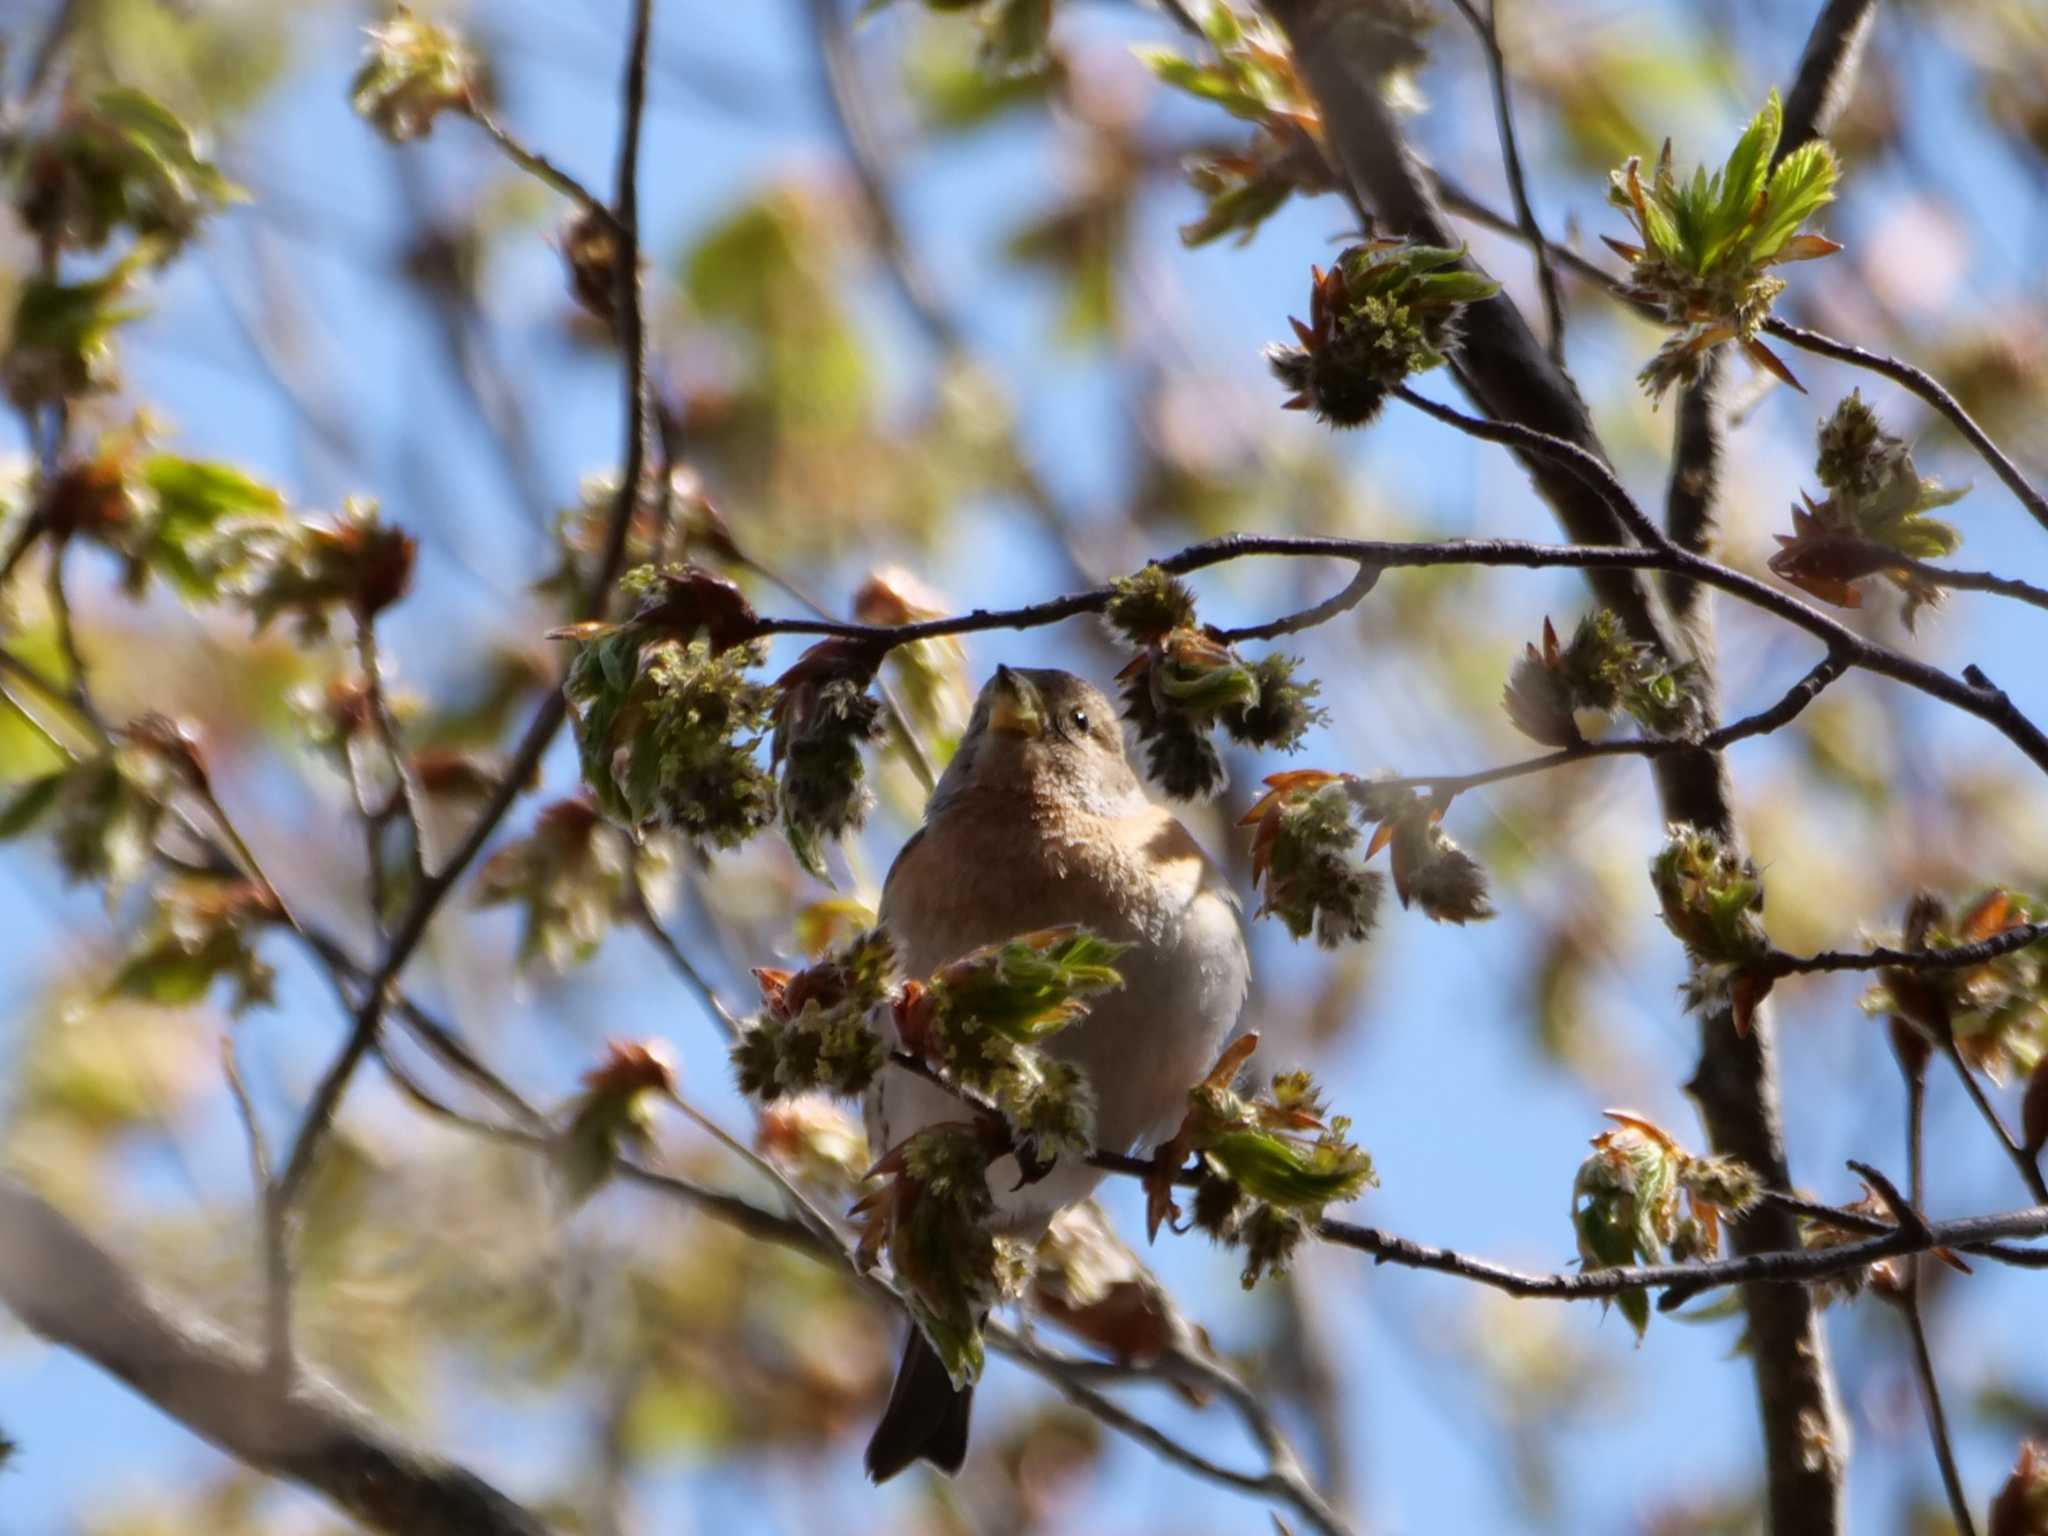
[862,664,1250,1482]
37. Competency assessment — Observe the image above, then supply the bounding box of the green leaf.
[1203,1128,1374,1209]
[1405,270,1504,307]
[1178,168,1293,248]
[107,878,280,1014]
[1749,140,1838,262]
[93,86,247,233]
[351,11,475,143]
[135,455,286,598]
[1202,0,1243,50]
[1616,1284,1650,1339]
[1706,91,1779,272]
[933,927,1130,1044]
[906,26,1058,130]
[979,0,1053,78]
[0,771,67,838]
[111,943,230,1007]
[2,266,145,409]
[1886,516,1962,560]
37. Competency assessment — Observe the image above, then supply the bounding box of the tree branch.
[745,530,2048,779]
[1939,1038,2048,1206]
[804,0,1105,594]
[1446,0,1566,362]
[1392,385,1673,550]
[0,1177,554,1536]
[1891,557,2048,614]
[1761,923,2048,979]
[992,1323,1355,1536]
[1895,1058,1979,1536]
[356,618,426,894]
[275,0,659,1216]
[462,102,623,237]
[1379,647,1849,798]
[1211,558,1380,643]
[220,1034,292,1380]
[1247,5,1860,1521]
[1766,319,2048,535]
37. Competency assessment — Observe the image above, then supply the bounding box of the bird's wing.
[875,823,926,932]
[868,821,930,1168]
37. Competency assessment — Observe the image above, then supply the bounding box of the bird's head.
[931,666,1145,816]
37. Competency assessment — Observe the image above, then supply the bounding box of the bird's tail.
[864,1326,974,1482]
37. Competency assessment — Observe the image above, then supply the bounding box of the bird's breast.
[871,797,1250,1223]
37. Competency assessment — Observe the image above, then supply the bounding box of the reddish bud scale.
[38,455,133,540]
[634,564,762,654]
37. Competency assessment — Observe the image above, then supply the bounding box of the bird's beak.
[987,665,1045,738]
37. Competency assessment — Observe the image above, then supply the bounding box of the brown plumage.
[863,666,1249,1482]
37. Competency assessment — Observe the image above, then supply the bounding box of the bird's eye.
[1069,708,1090,733]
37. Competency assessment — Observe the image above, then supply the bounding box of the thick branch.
[1251,4,1865,1523]
[1651,1,1881,1503]
[0,1177,553,1536]
[1261,0,1676,656]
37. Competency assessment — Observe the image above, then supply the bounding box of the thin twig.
[1447,0,1565,362]
[0,678,71,760]
[1378,647,1848,798]
[185,772,314,950]
[1898,1057,1978,1536]
[275,0,659,1215]
[44,547,105,735]
[356,620,427,892]
[887,1049,2048,1294]
[1892,557,2048,614]
[19,0,82,102]
[298,929,546,1134]
[1765,319,2048,535]
[992,1322,1355,1536]
[804,0,1107,596]
[1939,1038,2048,1205]
[629,884,742,1041]
[1762,922,2048,980]
[1212,560,1381,643]
[1393,385,1673,551]
[1433,170,1627,300]
[728,548,938,796]
[736,530,2048,781]
[463,102,624,236]
[220,1034,292,1381]
[0,642,102,744]
[805,0,957,354]
[1902,1291,1975,1535]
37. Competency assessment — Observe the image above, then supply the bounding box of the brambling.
[863,665,1250,1481]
